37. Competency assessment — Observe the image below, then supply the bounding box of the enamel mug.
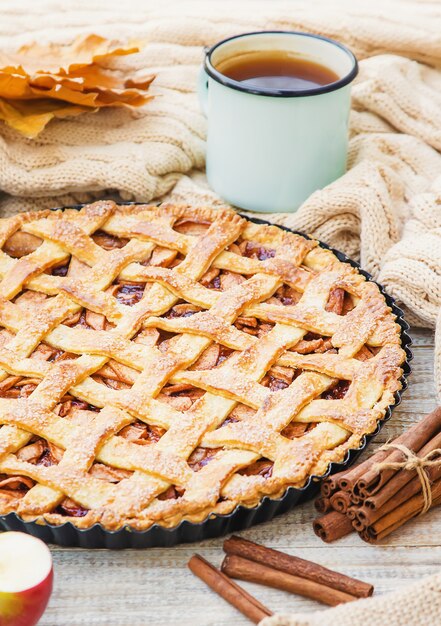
[198,31,358,213]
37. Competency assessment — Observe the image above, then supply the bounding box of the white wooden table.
[37,328,439,626]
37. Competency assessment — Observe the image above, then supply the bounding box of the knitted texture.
[260,571,441,626]
[0,3,440,363]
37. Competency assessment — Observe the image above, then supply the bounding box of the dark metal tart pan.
[0,207,412,548]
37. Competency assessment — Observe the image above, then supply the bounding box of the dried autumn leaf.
[0,99,89,138]
[0,34,155,137]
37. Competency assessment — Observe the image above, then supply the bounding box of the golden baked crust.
[0,201,405,530]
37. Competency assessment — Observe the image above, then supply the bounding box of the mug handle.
[197,65,209,116]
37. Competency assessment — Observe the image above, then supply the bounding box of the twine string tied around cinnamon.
[374,443,441,514]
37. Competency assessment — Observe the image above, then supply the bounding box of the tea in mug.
[216,50,339,91]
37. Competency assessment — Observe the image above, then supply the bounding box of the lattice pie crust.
[0,202,405,530]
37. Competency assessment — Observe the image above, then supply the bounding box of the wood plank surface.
[31,328,441,625]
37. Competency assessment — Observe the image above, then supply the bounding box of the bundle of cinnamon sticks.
[188,536,373,623]
[313,407,441,543]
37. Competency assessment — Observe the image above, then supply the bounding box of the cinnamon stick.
[356,407,441,498]
[314,496,332,514]
[347,507,365,532]
[188,554,272,624]
[337,461,375,493]
[221,554,358,607]
[313,510,354,543]
[321,469,348,497]
[330,490,352,513]
[360,478,441,542]
[223,535,372,598]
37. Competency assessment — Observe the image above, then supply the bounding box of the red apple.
[0,532,53,626]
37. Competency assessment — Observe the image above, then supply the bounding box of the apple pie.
[0,202,405,530]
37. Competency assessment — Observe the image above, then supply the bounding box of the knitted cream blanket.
[1,2,441,624]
